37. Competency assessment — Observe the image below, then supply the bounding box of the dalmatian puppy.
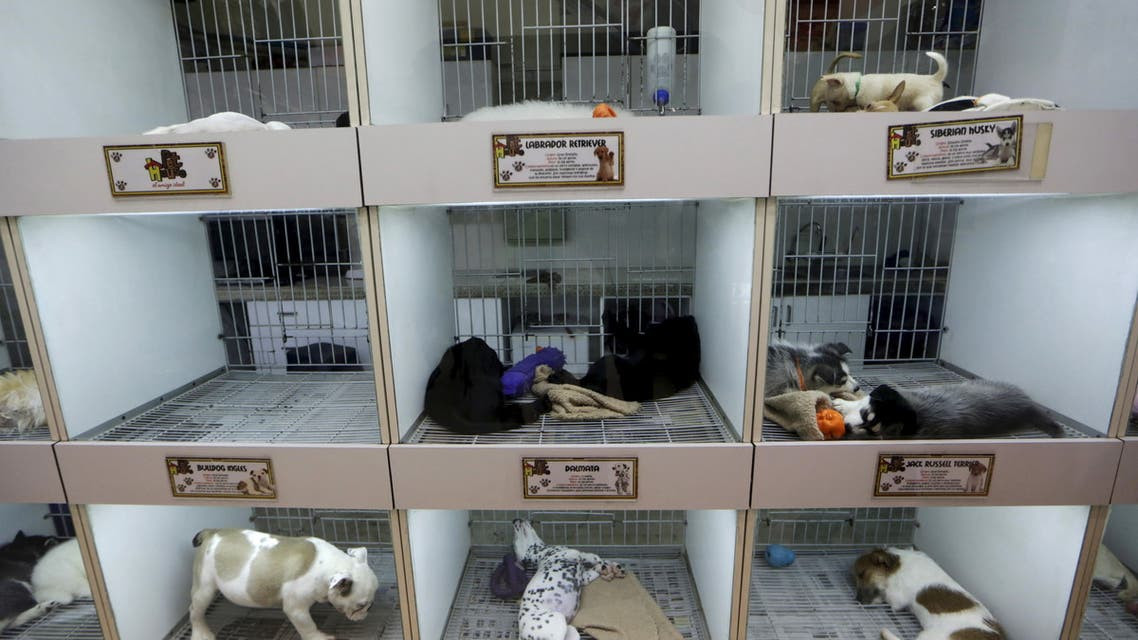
[189,529,379,640]
[513,519,625,640]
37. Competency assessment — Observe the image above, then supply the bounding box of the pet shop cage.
[169,0,352,128]
[1079,505,1138,639]
[437,0,702,118]
[379,199,756,445]
[359,1,763,123]
[0,231,44,442]
[403,509,737,640]
[74,505,401,640]
[17,209,381,445]
[781,0,984,111]
[0,503,101,640]
[761,193,1138,442]
[746,505,1092,639]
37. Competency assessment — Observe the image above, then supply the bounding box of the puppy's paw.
[832,397,868,427]
[191,630,217,640]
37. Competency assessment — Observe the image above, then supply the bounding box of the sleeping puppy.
[765,340,860,398]
[854,547,1006,640]
[810,51,947,112]
[838,380,1064,439]
[573,314,700,402]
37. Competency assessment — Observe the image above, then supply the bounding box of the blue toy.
[501,347,566,397]
[765,544,796,568]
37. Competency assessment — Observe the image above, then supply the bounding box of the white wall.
[19,214,226,438]
[915,505,1090,640]
[0,503,58,540]
[378,207,456,438]
[976,1,1138,109]
[694,199,756,437]
[362,2,444,123]
[1103,505,1138,577]
[88,504,249,640]
[684,509,738,640]
[407,509,471,640]
[0,0,187,138]
[699,0,764,115]
[941,194,1138,432]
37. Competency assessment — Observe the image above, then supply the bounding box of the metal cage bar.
[439,0,701,120]
[170,0,349,127]
[782,0,984,111]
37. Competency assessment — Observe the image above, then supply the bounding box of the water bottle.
[645,26,676,115]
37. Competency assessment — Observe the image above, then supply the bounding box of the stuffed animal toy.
[501,348,566,398]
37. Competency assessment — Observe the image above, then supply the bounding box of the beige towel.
[572,571,682,640]
[531,365,640,420]
[763,390,833,440]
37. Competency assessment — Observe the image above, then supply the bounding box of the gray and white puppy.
[189,529,379,640]
[845,379,1064,439]
[765,340,860,398]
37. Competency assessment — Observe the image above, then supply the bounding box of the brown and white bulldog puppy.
[189,529,379,640]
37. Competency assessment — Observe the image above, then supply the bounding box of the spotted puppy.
[854,547,1005,640]
[190,528,379,640]
[513,519,624,640]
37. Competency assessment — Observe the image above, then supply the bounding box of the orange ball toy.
[816,409,846,440]
[592,103,618,118]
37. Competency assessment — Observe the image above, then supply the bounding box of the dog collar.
[853,75,862,100]
[793,356,807,391]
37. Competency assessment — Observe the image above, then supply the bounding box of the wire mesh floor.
[165,545,401,640]
[761,362,1089,441]
[86,371,380,444]
[0,424,51,441]
[1081,583,1138,639]
[444,546,709,640]
[407,382,734,444]
[0,599,102,639]
[749,547,923,640]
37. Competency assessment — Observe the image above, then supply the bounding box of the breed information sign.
[874,454,995,497]
[104,142,229,196]
[887,115,1022,179]
[167,457,276,500]
[522,457,637,500]
[493,132,623,188]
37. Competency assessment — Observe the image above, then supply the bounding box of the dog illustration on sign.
[594,144,615,181]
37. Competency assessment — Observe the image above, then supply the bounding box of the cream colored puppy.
[189,529,378,640]
[810,52,948,112]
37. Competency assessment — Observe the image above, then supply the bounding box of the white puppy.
[854,547,1005,640]
[189,529,378,640]
[810,52,948,112]
[0,369,45,433]
[1094,544,1138,601]
[144,111,290,135]
[461,100,630,121]
[513,519,624,640]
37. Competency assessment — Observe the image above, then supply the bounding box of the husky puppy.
[843,380,1064,439]
[854,547,1006,640]
[765,341,860,398]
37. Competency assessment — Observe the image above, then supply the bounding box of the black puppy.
[0,531,60,631]
[574,314,701,402]
[424,338,549,435]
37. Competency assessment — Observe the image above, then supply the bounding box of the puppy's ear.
[826,77,843,87]
[347,547,369,564]
[871,549,900,570]
[330,574,354,596]
[818,342,852,358]
[14,530,25,541]
[888,80,906,103]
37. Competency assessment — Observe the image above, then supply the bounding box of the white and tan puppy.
[144,111,290,135]
[854,547,1005,640]
[1093,544,1138,602]
[189,529,378,640]
[810,52,948,112]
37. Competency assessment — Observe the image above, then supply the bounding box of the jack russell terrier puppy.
[854,547,1005,640]
[189,529,379,640]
